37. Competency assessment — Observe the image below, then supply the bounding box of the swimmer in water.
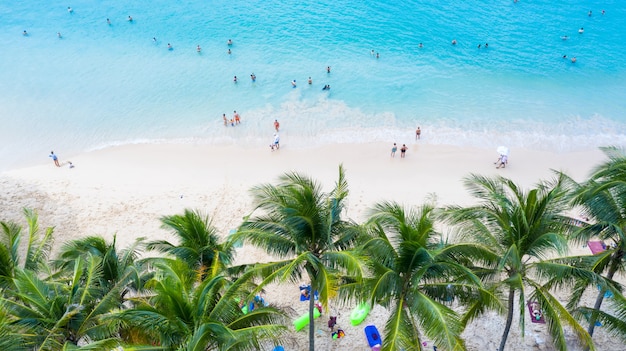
[250,73,256,81]
[227,48,231,54]
[578,27,584,34]
[291,79,297,88]
[234,76,238,83]
[562,54,567,59]
[376,52,379,58]
[153,37,157,43]
[167,43,172,50]
[308,77,312,84]
[588,10,592,16]
[227,39,233,46]
[561,35,569,40]
[57,32,62,38]
[107,18,111,25]
[197,45,201,52]
[602,9,605,15]
[485,43,489,48]
[477,44,481,48]
[23,30,28,36]
[128,15,133,22]
[451,39,457,45]
[67,6,73,13]
[571,57,577,63]
[322,85,330,90]
[326,66,331,73]
[371,49,375,55]
[419,43,423,48]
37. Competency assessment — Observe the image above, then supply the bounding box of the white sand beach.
[1,142,621,350]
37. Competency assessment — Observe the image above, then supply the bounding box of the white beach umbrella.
[497,146,509,156]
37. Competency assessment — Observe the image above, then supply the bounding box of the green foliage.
[443,173,595,351]
[360,201,499,351]
[234,165,365,351]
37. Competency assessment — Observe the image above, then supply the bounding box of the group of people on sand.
[222,111,241,127]
[389,127,421,159]
[390,143,408,158]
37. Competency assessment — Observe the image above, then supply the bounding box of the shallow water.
[1,0,625,170]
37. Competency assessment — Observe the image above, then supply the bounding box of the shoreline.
[0,141,605,253]
[1,141,619,350]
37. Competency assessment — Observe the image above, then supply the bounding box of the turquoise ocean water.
[1,0,625,170]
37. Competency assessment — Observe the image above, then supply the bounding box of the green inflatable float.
[350,303,371,326]
[293,308,321,331]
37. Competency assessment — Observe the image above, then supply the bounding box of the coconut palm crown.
[233,165,364,351]
[443,173,595,351]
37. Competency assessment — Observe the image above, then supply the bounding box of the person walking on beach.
[49,151,60,167]
[391,143,397,157]
[274,119,280,132]
[415,127,421,140]
[273,133,280,150]
[400,144,407,158]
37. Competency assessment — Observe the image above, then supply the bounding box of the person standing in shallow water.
[415,127,421,140]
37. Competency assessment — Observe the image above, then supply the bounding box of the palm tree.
[1,254,122,350]
[112,257,286,350]
[359,200,500,351]
[0,208,53,289]
[233,165,364,351]
[568,146,626,342]
[443,173,595,351]
[146,209,234,278]
[53,235,148,303]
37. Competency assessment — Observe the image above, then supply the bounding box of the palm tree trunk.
[497,286,516,351]
[308,285,316,351]
[585,250,623,350]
